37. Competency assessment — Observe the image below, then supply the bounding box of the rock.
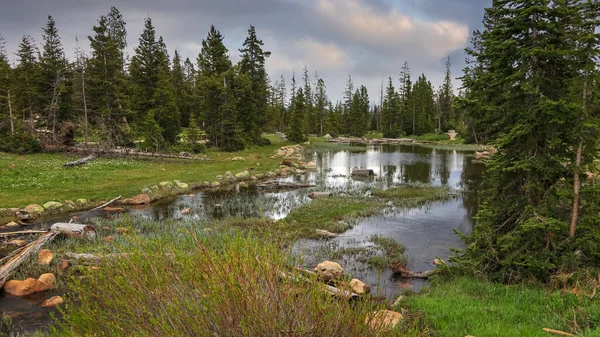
[181,208,191,215]
[24,204,45,216]
[7,239,27,247]
[2,221,21,228]
[64,200,76,209]
[235,171,251,181]
[215,204,222,209]
[349,278,371,295]
[158,181,173,189]
[179,151,192,157]
[4,273,56,296]
[15,210,33,221]
[104,207,125,212]
[41,296,64,308]
[57,259,71,273]
[231,157,246,161]
[433,258,443,266]
[366,310,403,330]
[250,175,258,181]
[116,227,128,235]
[315,229,338,238]
[304,141,311,145]
[216,175,224,181]
[210,181,221,187]
[38,249,54,265]
[174,180,189,189]
[323,134,332,140]
[103,236,115,242]
[314,261,345,282]
[223,171,236,182]
[142,188,153,195]
[43,201,63,210]
[76,199,88,205]
[122,194,151,205]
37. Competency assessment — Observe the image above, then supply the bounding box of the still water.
[1,144,485,331]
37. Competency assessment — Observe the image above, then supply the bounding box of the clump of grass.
[372,184,452,208]
[401,277,600,337]
[56,231,405,336]
[283,196,380,239]
[0,314,15,337]
[370,235,407,268]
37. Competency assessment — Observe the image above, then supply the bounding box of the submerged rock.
[314,261,345,282]
[4,273,56,296]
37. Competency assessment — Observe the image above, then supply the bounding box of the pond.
[1,143,485,332]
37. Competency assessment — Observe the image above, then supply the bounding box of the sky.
[0,0,491,103]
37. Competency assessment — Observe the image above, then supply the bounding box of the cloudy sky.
[0,0,491,102]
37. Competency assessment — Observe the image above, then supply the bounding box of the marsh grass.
[56,231,406,337]
[370,235,407,268]
[371,184,452,208]
[401,277,600,337]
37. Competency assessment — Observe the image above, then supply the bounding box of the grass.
[370,235,407,268]
[400,277,600,337]
[55,230,405,337]
[0,136,288,209]
[372,184,452,207]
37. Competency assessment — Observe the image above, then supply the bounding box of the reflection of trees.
[383,165,398,186]
[459,156,486,221]
[402,161,432,184]
[438,150,450,185]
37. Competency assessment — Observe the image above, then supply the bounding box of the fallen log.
[91,196,122,210]
[0,231,57,288]
[390,264,437,279]
[51,223,97,239]
[351,169,375,177]
[64,154,96,167]
[0,230,48,237]
[257,180,316,190]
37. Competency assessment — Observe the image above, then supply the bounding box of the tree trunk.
[0,232,57,288]
[82,67,88,147]
[7,89,14,136]
[50,223,97,239]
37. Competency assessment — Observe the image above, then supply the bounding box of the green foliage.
[287,88,307,143]
[0,131,42,154]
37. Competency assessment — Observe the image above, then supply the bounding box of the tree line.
[0,7,459,153]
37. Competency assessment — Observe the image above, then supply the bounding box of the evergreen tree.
[14,35,41,120]
[276,75,286,131]
[302,66,315,134]
[399,61,412,134]
[314,77,328,136]
[198,25,231,78]
[382,77,400,138]
[71,37,89,145]
[239,26,270,141]
[287,88,306,143]
[410,74,435,135]
[0,34,15,135]
[342,75,354,133]
[439,56,454,131]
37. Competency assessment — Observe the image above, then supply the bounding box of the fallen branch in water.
[542,328,578,337]
[0,231,57,288]
[390,264,437,279]
[64,154,96,167]
[92,196,122,210]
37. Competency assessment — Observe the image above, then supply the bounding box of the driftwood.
[0,231,57,288]
[542,328,577,337]
[64,154,96,167]
[257,180,316,190]
[0,230,48,237]
[91,196,122,210]
[351,169,375,177]
[51,223,97,239]
[390,264,437,279]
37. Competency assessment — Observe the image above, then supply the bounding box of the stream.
[1,143,485,332]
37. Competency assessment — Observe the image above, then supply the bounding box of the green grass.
[370,235,407,268]
[0,136,289,208]
[401,277,600,337]
[372,185,452,207]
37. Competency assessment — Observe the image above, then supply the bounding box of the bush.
[57,232,401,336]
[0,132,43,154]
[415,133,450,142]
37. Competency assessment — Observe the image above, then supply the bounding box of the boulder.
[323,134,332,140]
[366,310,403,330]
[174,180,189,189]
[250,176,258,181]
[8,239,27,247]
[75,199,88,205]
[15,210,33,221]
[4,273,56,296]
[349,278,371,295]
[314,261,345,282]
[235,171,251,181]
[43,201,63,210]
[64,200,76,209]
[24,204,44,216]
[231,157,246,161]
[122,194,151,205]
[38,249,54,265]
[211,181,221,187]
[2,221,21,228]
[315,229,338,238]
[41,296,64,308]
[158,181,173,189]
[223,171,236,182]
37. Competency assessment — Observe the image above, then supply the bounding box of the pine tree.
[277,75,286,131]
[71,37,89,145]
[14,35,41,121]
[287,88,306,143]
[0,34,15,135]
[342,75,354,133]
[172,50,189,127]
[382,77,400,138]
[198,25,231,78]
[239,26,271,142]
[439,56,454,131]
[314,77,328,136]
[302,66,315,134]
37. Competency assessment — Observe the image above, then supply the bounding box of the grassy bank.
[400,277,600,337]
[0,137,288,209]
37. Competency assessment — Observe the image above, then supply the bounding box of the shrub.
[0,132,43,154]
